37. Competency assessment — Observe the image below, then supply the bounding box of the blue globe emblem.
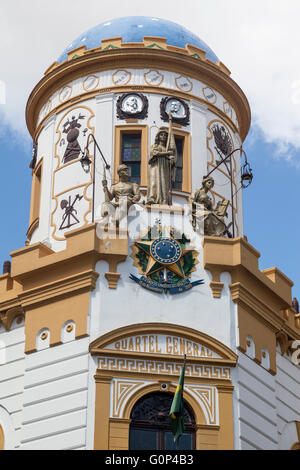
[150,238,182,265]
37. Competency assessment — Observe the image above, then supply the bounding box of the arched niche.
[90,323,237,450]
[90,322,238,364]
[129,391,196,450]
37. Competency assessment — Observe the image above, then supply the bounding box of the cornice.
[10,224,128,288]
[229,282,285,333]
[0,225,128,334]
[26,217,39,241]
[0,292,22,312]
[0,425,3,451]
[0,306,24,331]
[26,48,251,140]
[203,236,293,307]
[90,322,238,362]
[18,269,99,308]
[203,236,299,341]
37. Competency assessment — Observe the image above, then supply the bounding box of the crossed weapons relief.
[59,194,83,230]
[57,111,90,233]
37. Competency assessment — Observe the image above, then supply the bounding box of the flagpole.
[169,353,187,448]
[176,354,186,451]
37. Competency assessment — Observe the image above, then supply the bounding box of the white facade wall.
[234,352,278,450]
[19,337,90,450]
[89,213,235,349]
[276,351,300,447]
[31,114,56,246]
[234,350,300,450]
[0,319,25,449]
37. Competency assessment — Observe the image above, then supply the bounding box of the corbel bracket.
[0,306,24,331]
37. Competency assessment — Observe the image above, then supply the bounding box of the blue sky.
[0,0,299,301]
[243,130,300,290]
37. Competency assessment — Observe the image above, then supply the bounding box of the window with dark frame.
[129,392,196,450]
[121,133,141,184]
[31,160,42,223]
[172,136,184,191]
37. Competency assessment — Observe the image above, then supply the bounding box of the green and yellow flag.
[169,355,186,442]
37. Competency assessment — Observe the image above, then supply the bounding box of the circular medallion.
[165,98,186,119]
[116,93,149,120]
[150,238,182,265]
[160,96,190,126]
[121,94,143,114]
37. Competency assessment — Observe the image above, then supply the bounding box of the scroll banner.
[129,274,204,295]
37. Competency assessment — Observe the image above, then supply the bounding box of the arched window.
[129,392,196,450]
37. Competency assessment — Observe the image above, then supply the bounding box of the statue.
[29,143,37,170]
[189,176,229,237]
[101,164,141,223]
[146,114,177,205]
[62,114,85,164]
[293,297,299,314]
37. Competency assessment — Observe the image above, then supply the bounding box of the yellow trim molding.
[83,74,99,92]
[26,48,251,141]
[113,125,191,194]
[173,129,191,194]
[114,125,148,187]
[291,442,300,450]
[0,306,24,332]
[203,236,299,374]
[291,422,300,450]
[0,425,4,450]
[26,218,39,242]
[144,69,164,86]
[112,69,132,86]
[2,224,128,352]
[90,322,238,364]
[27,158,43,240]
[209,281,224,299]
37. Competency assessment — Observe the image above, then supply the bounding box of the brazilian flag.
[169,355,186,442]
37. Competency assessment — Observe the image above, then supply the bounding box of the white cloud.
[1,0,300,161]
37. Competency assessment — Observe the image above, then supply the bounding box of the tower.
[0,16,299,450]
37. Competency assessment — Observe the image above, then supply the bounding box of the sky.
[0,0,300,300]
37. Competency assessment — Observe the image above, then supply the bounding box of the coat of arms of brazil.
[130,225,204,295]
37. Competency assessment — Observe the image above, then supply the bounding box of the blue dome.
[57,16,219,64]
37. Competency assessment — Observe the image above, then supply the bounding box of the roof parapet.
[44,36,231,77]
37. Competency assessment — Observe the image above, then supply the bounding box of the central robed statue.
[147,115,177,205]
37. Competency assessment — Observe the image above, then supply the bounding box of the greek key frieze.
[98,357,231,380]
